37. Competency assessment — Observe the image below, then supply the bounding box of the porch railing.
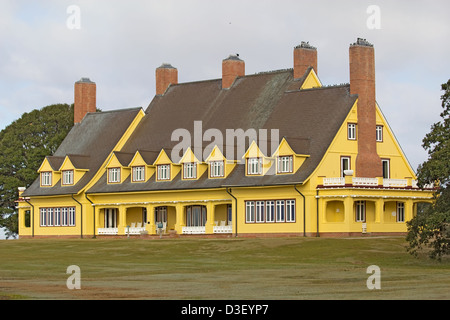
[182,226,206,234]
[98,228,118,235]
[213,225,232,233]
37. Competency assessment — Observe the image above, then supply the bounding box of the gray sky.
[0,0,449,175]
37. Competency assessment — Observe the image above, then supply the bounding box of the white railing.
[383,179,407,188]
[98,228,118,235]
[353,177,379,186]
[323,177,345,186]
[182,226,206,234]
[213,225,232,233]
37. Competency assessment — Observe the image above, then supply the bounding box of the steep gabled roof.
[22,107,142,197]
[87,69,356,194]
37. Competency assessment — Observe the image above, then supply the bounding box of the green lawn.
[0,236,449,300]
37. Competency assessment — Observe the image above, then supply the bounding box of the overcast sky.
[0,0,449,174]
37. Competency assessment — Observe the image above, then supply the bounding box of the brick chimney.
[74,78,96,124]
[222,54,245,89]
[294,42,318,79]
[349,38,382,178]
[156,63,178,95]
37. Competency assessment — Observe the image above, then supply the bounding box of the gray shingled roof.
[22,107,142,197]
[87,68,356,194]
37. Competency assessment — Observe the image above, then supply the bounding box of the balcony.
[321,177,421,188]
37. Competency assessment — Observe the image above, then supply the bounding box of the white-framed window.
[355,201,366,222]
[108,168,121,183]
[54,208,61,226]
[247,157,262,175]
[68,207,76,226]
[61,208,68,226]
[256,201,265,223]
[382,159,390,179]
[62,170,74,185]
[183,162,197,179]
[246,201,255,223]
[278,156,293,173]
[132,166,145,182]
[348,123,356,140]
[341,156,351,177]
[276,200,285,222]
[286,200,296,222]
[39,207,75,227]
[266,201,275,222]
[376,125,383,142]
[157,164,170,181]
[41,172,52,186]
[397,202,405,222]
[210,161,224,178]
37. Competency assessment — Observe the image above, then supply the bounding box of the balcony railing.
[321,177,421,188]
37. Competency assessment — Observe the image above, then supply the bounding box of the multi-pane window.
[132,166,145,182]
[256,201,265,223]
[62,170,74,185]
[210,161,224,178]
[183,163,197,179]
[41,172,52,186]
[157,164,170,181]
[376,125,383,142]
[278,156,293,173]
[397,202,405,222]
[276,200,285,222]
[247,158,262,175]
[348,123,356,140]
[355,200,366,222]
[40,207,75,227]
[286,200,296,222]
[108,168,120,183]
[245,199,295,223]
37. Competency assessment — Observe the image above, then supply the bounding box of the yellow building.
[18,38,434,238]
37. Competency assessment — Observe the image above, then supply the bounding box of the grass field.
[0,236,449,300]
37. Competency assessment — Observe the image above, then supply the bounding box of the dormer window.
[41,172,52,186]
[108,168,121,183]
[62,170,74,185]
[247,157,262,175]
[157,164,170,181]
[183,162,197,179]
[277,156,293,173]
[210,161,224,178]
[132,166,145,182]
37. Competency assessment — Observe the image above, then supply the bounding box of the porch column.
[405,199,414,222]
[118,205,126,235]
[205,202,215,234]
[174,203,184,235]
[375,198,384,223]
[343,196,353,228]
[146,204,155,235]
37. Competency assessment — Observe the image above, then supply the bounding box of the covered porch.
[93,199,233,236]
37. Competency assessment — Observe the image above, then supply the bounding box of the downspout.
[72,194,83,239]
[294,185,306,237]
[226,188,238,237]
[24,199,34,238]
[316,189,320,237]
[85,194,95,239]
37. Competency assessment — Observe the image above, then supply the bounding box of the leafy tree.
[0,104,74,238]
[406,80,450,260]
